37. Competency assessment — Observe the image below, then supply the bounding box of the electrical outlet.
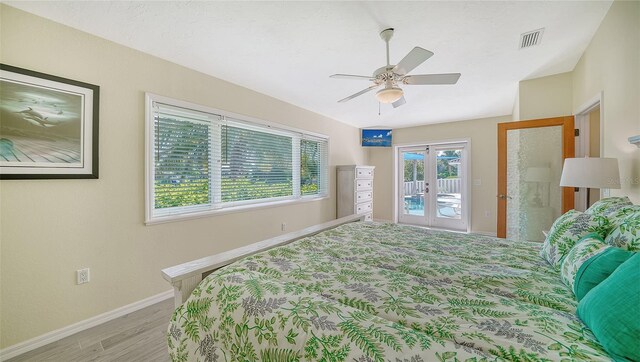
[77,268,90,285]
[484,210,490,217]
[281,223,286,231]
[473,179,482,186]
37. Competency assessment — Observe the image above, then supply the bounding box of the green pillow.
[577,254,640,361]
[573,246,635,301]
[585,196,632,217]
[560,233,608,295]
[605,210,640,251]
[540,210,611,269]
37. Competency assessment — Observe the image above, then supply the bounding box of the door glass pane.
[506,126,563,242]
[402,152,425,216]
[435,148,462,219]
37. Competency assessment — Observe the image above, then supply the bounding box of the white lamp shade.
[525,167,551,182]
[560,157,621,189]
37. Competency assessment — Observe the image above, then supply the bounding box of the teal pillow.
[577,254,640,361]
[573,246,635,301]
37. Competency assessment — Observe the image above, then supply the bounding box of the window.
[145,94,329,223]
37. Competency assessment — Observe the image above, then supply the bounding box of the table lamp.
[560,158,621,205]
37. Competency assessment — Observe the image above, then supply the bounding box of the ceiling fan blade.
[403,73,461,85]
[394,47,434,75]
[392,96,406,108]
[330,74,375,81]
[337,85,379,103]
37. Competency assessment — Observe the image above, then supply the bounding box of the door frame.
[574,92,605,208]
[497,116,575,238]
[394,138,471,232]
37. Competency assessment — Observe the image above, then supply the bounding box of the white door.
[398,143,468,231]
[398,147,430,226]
[428,143,468,231]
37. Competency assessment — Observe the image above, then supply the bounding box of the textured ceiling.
[6,1,612,128]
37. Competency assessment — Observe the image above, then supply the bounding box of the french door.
[398,143,468,231]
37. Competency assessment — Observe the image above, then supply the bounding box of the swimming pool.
[404,193,461,219]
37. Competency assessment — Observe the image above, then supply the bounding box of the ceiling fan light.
[375,87,404,104]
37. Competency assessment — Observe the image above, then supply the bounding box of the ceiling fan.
[330,28,461,108]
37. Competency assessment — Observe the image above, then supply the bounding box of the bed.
[163,216,611,361]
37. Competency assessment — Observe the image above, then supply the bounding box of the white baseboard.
[0,290,173,361]
[473,230,498,237]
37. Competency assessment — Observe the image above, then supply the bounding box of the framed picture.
[0,64,99,179]
[361,129,392,147]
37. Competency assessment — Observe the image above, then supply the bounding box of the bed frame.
[161,214,366,308]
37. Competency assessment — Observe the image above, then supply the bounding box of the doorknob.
[498,194,512,200]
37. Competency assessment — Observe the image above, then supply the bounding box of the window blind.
[221,122,294,204]
[154,111,211,211]
[147,96,329,222]
[301,137,328,197]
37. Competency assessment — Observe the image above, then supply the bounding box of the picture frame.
[361,128,392,147]
[0,64,99,179]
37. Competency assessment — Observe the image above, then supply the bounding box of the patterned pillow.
[560,234,607,293]
[605,210,640,251]
[585,196,632,217]
[540,210,610,268]
[605,204,640,227]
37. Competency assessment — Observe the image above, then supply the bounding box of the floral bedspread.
[168,222,611,361]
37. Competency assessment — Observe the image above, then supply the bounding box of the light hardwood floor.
[7,298,174,362]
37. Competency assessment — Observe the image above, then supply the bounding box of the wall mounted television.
[361,129,392,147]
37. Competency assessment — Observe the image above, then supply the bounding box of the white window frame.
[145,93,329,225]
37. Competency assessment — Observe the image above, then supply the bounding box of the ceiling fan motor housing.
[379,28,394,42]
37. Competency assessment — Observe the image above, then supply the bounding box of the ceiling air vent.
[520,28,544,49]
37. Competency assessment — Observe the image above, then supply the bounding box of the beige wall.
[572,0,640,203]
[511,88,520,121]
[0,6,366,348]
[369,115,512,235]
[517,72,573,121]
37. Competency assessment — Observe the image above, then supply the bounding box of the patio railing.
[404,178,461,195]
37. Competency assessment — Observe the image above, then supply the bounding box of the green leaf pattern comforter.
[168,222,610,361]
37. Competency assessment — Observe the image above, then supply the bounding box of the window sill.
[145,195,330,226]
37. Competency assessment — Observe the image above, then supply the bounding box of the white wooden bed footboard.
[161,214,366,308]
